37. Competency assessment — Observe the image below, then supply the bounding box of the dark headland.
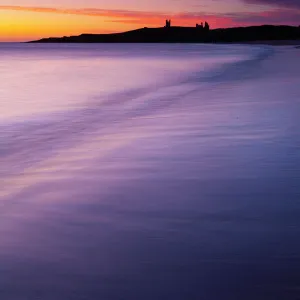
[29,20,300,44]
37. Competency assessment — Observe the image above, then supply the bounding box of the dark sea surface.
[1,43,300,299]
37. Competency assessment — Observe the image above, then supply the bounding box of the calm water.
[1,43,300,299]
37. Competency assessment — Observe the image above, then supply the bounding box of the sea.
[1,43,300,300]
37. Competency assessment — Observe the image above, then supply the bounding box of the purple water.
[1,43,300,299]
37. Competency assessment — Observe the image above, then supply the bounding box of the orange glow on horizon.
[0,6,236,42]
[1,4,300,41]
[0,11,130,41]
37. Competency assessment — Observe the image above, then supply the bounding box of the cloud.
[0,5,234,27]
[243,0,300,9]
[0,5,299,29]
[206,8,300,27]
[225,9,300,26]
[0,5,162,18]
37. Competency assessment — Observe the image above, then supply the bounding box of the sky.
[0,0,299,41]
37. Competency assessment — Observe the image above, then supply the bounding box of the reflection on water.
[1,44,300,300]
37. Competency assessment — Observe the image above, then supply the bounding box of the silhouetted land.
[30,25,300,44]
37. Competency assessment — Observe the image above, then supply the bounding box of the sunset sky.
[0,0,299,41]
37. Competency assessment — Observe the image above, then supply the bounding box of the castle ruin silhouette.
[165,19,209,31]
[165,20,171,28]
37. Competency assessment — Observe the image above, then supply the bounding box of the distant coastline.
[29,23,300,44]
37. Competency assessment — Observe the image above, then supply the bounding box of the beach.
[1,43,300,300]
[243,40,300,46]
[240,40,300,46]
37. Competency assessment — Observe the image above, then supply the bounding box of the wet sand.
[239,40,300,46]
[1,44,300,300]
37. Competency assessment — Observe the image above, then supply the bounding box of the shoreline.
[239,40,300,46]
[28,25,300,44]
[23,40,300,46]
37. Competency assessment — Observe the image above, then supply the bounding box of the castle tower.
[165,19,171,28]
[204,21,210,31]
